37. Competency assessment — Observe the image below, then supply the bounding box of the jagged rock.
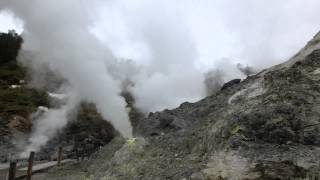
[221,78,241,90]
[135,108,194,136]
[251,161,308,179]
[35,103,117,161]
[41,31,320,180]
[6,115,31,133]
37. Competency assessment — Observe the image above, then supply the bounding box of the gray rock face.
[35,103,117,161]
[135,109,192,136]
[221,78,242,90]
[20,31,320,180]
[89,31,320,179]
[134,78,246,137]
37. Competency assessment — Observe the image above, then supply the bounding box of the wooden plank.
[8,161,16,180]
[26,152,35,180]
[58,147,63,166]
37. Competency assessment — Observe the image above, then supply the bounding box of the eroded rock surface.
[44,32,320,180]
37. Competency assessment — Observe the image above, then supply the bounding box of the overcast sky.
[1,0,320,72]
[89,0,320,71]
[0,9,23,33]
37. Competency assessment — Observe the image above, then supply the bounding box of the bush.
[0,31,23,64]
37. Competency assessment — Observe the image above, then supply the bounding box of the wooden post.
[8,161,16,180]
[58,146,63,166]
[26,151,35,180]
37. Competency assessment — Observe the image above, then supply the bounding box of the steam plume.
[0,0,132,152]
[1,0,320,152]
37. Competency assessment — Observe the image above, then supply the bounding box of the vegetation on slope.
[0,31,49,135]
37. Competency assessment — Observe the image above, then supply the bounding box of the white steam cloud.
[122,1,206,112]
[1,0,320,151]
[91,1,207,112]
[90,0,320,111]
[21,94,79,157]
[0,0,132,152]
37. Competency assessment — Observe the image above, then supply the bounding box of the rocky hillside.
[0,32,118,162]
[43,31,320,180]
[0,31,50,161]
[34,103,118,161]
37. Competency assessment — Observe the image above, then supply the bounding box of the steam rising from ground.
[21,94,79,157]
[0,0,132,153]
[1,0,320,152]
[90,0,320,110]
[122,2,206,112]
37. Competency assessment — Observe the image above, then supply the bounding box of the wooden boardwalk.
[0,159,74,180]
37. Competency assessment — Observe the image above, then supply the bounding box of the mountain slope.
[0,32,118,162]
[41,31,320,180]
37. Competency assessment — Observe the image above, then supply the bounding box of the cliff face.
[44,32,320,180]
